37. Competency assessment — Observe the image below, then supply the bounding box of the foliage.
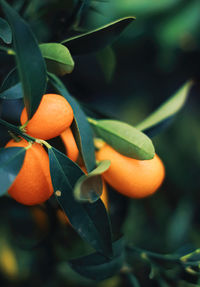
[0,0,200,286]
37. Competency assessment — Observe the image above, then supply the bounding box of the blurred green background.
[1,0,200,286]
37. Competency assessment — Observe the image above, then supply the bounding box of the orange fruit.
[96,144,165,199]
[20,94,74,140]
[60,128,79,162]
[100,180,108,210]
[5,139,54,205]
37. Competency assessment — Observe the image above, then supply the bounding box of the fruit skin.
[5,139,54,205]
[60,128,79,162]
[20,94,74,140]
[96,144,165,199]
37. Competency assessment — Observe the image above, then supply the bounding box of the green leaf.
[136,81,192,134]
[0,83,22,100]
[0,147,26,195]
[74,160,110,203]
[88,118,155,160]
[126,274,141,287]
[62,17,135,55]
[39,43,74,76]
[48,73,96,172]
[1,0,47,119]
[0,68,22,99]
[69,238,124,281]
[96,46,116,82]
[0,16,12,44]
[0,68,18,92]
[156,1,200,49]
[49,147,112,256]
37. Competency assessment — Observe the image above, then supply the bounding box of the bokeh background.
[1,0,200,286]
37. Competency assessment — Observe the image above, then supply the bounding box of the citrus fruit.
[20,94,74,140]
[96,144,165,199]
[60,128,79,162]
[5,139,53,205]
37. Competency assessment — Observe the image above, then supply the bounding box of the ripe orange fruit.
[60,128,79,162]
[96,144,165,199]
[100,180,108,210]
[20,94,74,140]
[5,139,54,205]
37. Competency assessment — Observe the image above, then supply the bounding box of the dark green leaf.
[0,68,19,92]
[0,83,22,100]
[62,17,135,55]
[126,274,141,287]
[69,238,124,281]
[49,147,112,256]
[96,46,116,82]
[40,43,74,76]
[88,118,155,160]
[0,68,22,99]
[1,0,47,119]
[48,73,96,172]
[136,81,192,134]
[0,147,26,195]
[0,16,12,44]
[74,160,110,203]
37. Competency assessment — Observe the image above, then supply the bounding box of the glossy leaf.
[74,160,110,203]
[69,238,124,281]
[0,147,26,195]
[1,0,47,119]
[40,43,74,76]
[48,73,96,172]
[0,68,19,92]
[0,67,22,100]
[0,83,22,100]
[88,118,155,160]
[136,81,192,135]
[48,147,112,256]
[62,17,135,55]
[97,46,116,82]
[0,16,12,44]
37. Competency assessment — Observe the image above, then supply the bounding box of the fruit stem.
[8,131,22,142]
[0,46,15,55]
[19,120,29,131]
[36,139,52,149]
[25,142,33,150]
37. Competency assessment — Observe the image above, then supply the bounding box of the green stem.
[0,45,15,55]
[19,120,29,131]
[180,249,200,262]
[0,118,35,142]
[126,245,200,269]
[36,139,52,149]
[126,246,179,263]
